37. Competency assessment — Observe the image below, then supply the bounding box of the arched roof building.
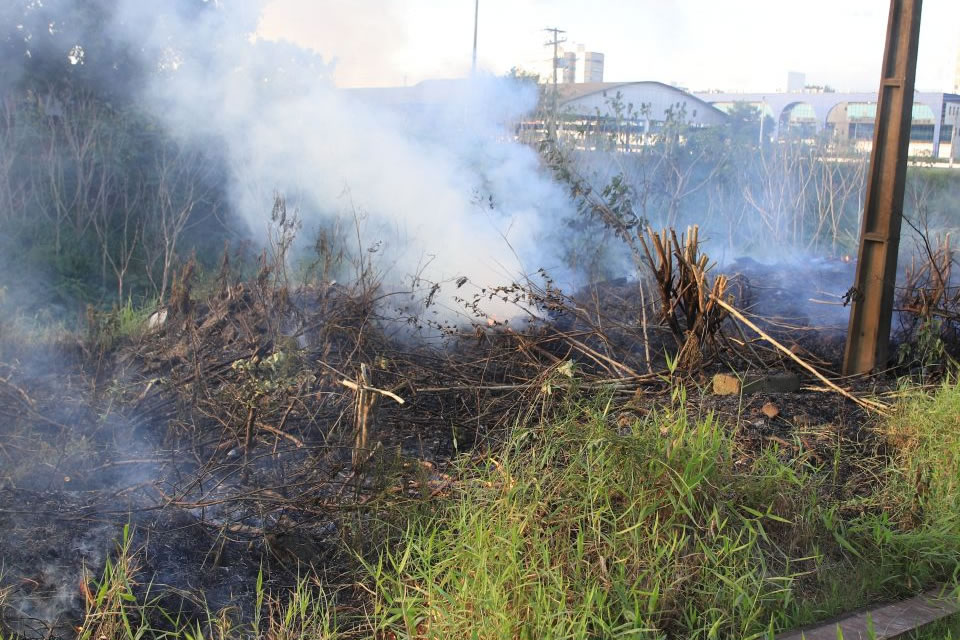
[692,89,960,159]
[557,81,729,127]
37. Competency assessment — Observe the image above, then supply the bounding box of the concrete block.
[712,372,800,395]
[776,589,960,640]
[712,373,742,395]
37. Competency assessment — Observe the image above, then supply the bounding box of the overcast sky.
[258,0,960,93]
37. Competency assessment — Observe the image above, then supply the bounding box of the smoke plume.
[109,0,572,317]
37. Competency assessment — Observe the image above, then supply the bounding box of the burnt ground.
[0,280,471,638]
[0,257,922,638]
[578,254,894,496]
[0,359,270,637]
[701,255,889,478]
[0,345,461,639]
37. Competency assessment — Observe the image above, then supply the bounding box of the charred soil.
[0,258,938,637]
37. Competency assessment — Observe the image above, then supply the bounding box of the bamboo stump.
[351,363,379,470]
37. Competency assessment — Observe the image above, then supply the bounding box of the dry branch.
[713,296,889,414]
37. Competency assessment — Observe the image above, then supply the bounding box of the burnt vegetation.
[2,2,960,639]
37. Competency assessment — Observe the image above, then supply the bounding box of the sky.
[258,0,960,93]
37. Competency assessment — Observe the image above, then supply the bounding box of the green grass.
[0,289,157,356]
[1,527,341,640]
[0,285,73,351]
[3,383,960,639]
[84,297,157,350]
[895,612,960,640]
[364,383,960,639]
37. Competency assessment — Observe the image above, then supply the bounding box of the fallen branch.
[712,296,890,415]
[255,420,305,448]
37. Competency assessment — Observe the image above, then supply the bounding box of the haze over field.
[259,0,960,91]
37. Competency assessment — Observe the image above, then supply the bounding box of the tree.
[504,66,541,85]
[145,143,218,301]
[722,101,775,147]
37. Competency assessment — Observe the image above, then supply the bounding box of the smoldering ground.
[0,4,577,632]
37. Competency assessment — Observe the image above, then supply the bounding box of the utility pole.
[758,98,765,146]
[544,27,566,140]
[952,105,960,166]
[471,0,479,75]
[842,0,923,375]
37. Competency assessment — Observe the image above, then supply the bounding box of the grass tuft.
[364,384,960,639]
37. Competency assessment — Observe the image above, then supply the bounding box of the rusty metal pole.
[842,0,923,375]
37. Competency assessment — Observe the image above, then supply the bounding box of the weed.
[85,297,156,351]
[76,525,166,640]
[363,384,960,639]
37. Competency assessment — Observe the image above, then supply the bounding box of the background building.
[527,81,728,148]
[787,71,806,93]
[583,52,605,83]
[551,82,960,158]
[575,44,586,83]
[541,43,603,85]
[562,51,577,84]
[347,78,960,161]
[696,89,960,158]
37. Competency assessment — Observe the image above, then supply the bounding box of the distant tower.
[562,51,577,84]
[576,44,586,82]
[954,48,960,93]
[583,52,604,83]
[787,71,806,93]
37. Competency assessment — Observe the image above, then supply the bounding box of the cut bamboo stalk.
[351,363,378,469]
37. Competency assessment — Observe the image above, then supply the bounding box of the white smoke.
[110,1,572,317]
